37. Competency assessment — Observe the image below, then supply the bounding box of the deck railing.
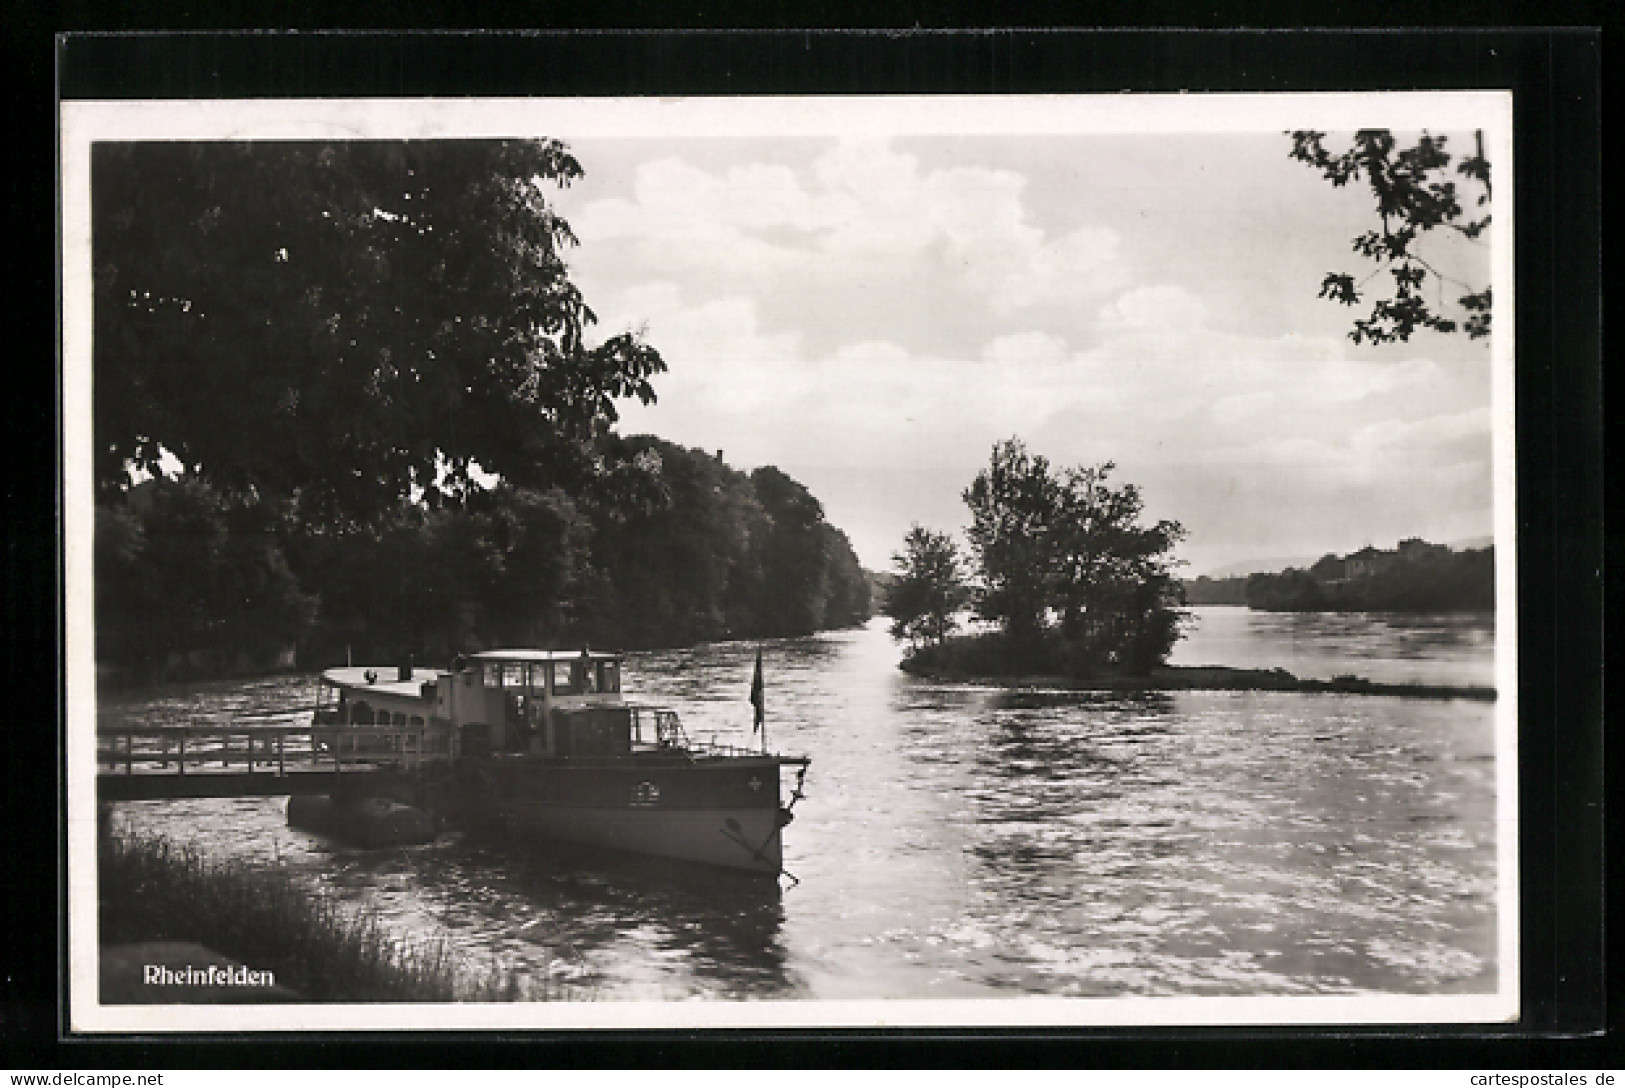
[97,723,455,777]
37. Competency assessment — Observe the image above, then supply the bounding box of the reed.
[98,827,568,1002]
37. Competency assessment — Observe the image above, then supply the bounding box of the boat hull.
[497,799,787,874]
[470,754,794,875]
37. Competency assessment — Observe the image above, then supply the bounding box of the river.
[100,606,1502,1002]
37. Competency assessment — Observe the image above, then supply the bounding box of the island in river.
[900,657,1494,701]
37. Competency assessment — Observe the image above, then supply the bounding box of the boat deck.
[321,666,445,699]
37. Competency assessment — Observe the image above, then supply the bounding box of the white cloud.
[1100,284,1210,329]
[1209,390,1276,424]
[981,331,1070,365]
[570,138,1125,335]
[1352,407,1492,453]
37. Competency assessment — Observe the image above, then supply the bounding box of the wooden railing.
[97,723,455,777]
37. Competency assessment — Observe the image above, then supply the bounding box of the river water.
[101,607,1502,1002]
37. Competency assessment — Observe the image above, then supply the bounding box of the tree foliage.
[93,140,665,522]
[883,525,969,649]
[963,439,1061,648]
[91,142,877,677]
[1289,129,1492,345]
[820,523,875,632]
[97,443,873,676]
[1246,546,1493,612]
[96,479,318,672]
[750,466,836,637]
[580,438,764,647]
[1049,463,1187,672]
[286,484,592,666]
[960,439,1186,675]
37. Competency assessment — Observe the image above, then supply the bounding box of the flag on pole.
[750,648,765,734]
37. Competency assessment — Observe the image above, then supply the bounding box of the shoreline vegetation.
[97,438,873,687]
[1184,539,1494,612]
[900,647,1494,702]
[98,826,563,1003]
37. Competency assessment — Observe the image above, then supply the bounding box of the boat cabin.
[451,649,630,758]
[317,649,685,760]
[315,665,442,729]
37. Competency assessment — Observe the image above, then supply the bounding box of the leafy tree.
[579,438,760,646]
[96,479,317,674]
[566,439,870,647]
[284,484,589,665]
[1289,129,1491,344]
[820,523,874,630]
[1049,463,1186,672]
[961,439,1186,675]
[963,439,1061,648]
[750,466,831,637]
[471,486,592,645]
[883,525,969,649]
[93,140,665,522]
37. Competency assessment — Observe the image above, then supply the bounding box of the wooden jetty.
[97,721,450,802]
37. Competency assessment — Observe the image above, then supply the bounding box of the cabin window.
[550,661,574,695]
[598,661,620,693]
[500,663,525,689]
[409,715,424,729]
[394,712,407,727]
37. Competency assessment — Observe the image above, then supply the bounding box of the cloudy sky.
[60,97,1507,578]
[542,120,1497,577]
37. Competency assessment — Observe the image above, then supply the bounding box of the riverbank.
[97,827,567,1002]
[900,658,1495,701]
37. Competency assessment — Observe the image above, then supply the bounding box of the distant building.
[1398,537,1447,562]
[1345,546,1389,579]
[1309,553,1348,582]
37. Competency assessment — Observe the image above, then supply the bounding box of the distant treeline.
[1240,540,1494,612]
[96,436,871,679]
[1182,575,1250,605]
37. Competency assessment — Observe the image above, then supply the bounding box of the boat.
[311,649,809,875]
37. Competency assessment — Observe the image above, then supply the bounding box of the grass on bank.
[99,827,575,1002]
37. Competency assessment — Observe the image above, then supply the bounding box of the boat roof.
[468,649,621,663]
[320,666,443,698]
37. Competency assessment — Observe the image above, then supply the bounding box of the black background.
[7,15,1608,1069]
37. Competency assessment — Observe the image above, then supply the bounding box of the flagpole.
[751,647,766,754]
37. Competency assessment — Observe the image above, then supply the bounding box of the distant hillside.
[1204,537,1495,580]
[1245,538,1493,612]
[1202,556,1320,579]
[1182,575,1250,605]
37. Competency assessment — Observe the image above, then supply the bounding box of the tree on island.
[1047,461,1187,673]
[1289,129,1492,344]
[896,439,1186,679]
[883,525,970,651]
[962,439,1063,653]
